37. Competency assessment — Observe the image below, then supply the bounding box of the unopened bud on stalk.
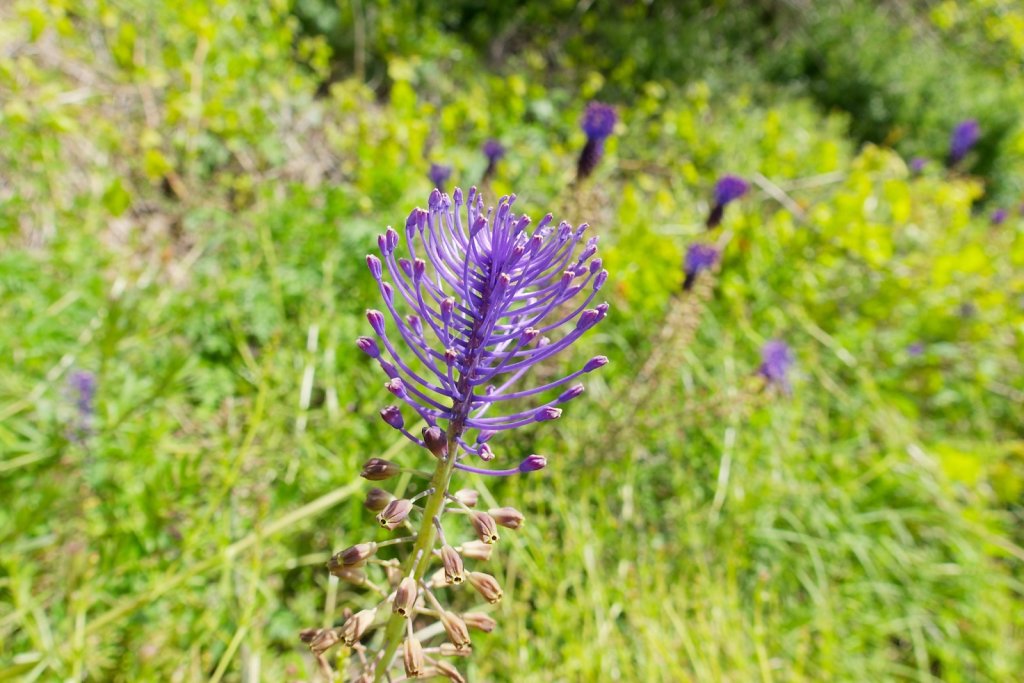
[361,458,399,481]
[439,643,474,657]
[463,612,497,632]
[439,611,472,650]
[329,566,366,584]
[364,487,394,512]
[471,512,500,544]
[305,627,343,655]
[393,576,418,617]
[459,539,494,561]
[377,499,413,530]
[467,571,503,604]
[488,506,525,529]
[332,542,378,568]
[427,567,448,589]
[440,544,465,584]
[422,426,448,457]
[403,636,425,677]
[453,489,478,507]
[340,608,377,646]
[380,405,404,429]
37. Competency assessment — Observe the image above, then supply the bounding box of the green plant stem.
[372,440,458,681]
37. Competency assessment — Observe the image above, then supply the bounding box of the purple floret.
[684,243,720,277]
[483,139,505,162]
[428,163,452,189]
[991,208,1007,225]
[713,175,750,207]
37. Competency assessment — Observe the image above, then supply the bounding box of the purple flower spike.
[67,369,97,442]
[483,139,505,162]
[991,208,1008,225]
[758,339,794,393]
[708,175,750,229]
[361,188,608,472]
[428,163,452,191]
[577,102,617,181]
[948,119,980,166]
[683,243,720,290]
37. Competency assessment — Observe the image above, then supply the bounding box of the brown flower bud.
[340,608,376,646]
[421,426,448,458]
[453,489,478,507]
[467,571,503,604]
[331,542,378,569]
[458,540,494,561]
[364,487,394,512]
[462,612,497,633]
[307,627,343,655]
[440,544,465,584]
[377,498,413,530]
[470,512,500,544]
[298,627,319,643]
[403,636,425,677]
[440,610,471,650]
[434,660,467,683]
[393,576,418,617]
[488,506,525,530]
[361,458,400,481]
[328,566,366,585]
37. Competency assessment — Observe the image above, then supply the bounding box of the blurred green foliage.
[1,0,1023,681]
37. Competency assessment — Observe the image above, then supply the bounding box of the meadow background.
[2,1,1024,681]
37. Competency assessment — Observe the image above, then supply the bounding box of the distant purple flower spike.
[683,243,720,290]
[948,119,980,165]
[758,339,794,393]
[429,163,452,190]
[67,370,96,442]
[909,157,927,175]
[707,175,750,228]
[483,140,505,162]
[577,102,617,181]
[362,188,608,471]
[907,342,925,357]
[991,208,1007,225]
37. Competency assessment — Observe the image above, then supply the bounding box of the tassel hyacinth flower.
[948,119,980,167]
[428,163,453,192]
[307,187,609,681]
[576,101,617,182]
[481,139,505,184]
[682,243,720,291]
[707,174,749,229]
[758,339,794,394]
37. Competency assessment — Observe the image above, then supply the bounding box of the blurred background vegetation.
[1,0,1023,681]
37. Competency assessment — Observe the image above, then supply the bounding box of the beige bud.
[340,608,376,646]
[377,498,413,530]
[438,642,473,657]
[440,610,471,650]
[440,544,465,584]
[331,542,377,569]
[470,512,500,544]
[427,567,448,589]
[393,576,418,617]
[467,571,503,604]
[453,488,478,507]
[488,506,525,530]
[434,660,467,683]
[458,540,494,561]
[403,636,425,678]
[307,627,343,655]
[462,612,497,632]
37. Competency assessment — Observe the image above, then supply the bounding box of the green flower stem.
[372,438,458,681]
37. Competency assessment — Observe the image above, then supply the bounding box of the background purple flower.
[67,370,97,441]
[361,187,609,475]
[576,102,617,181]
[758,339,794,392]
[948,119,980,165]
[907,342,925,357]
[909,157,927,174]
[683,243,720,290]
[428,163,452,190]
[707,175,749,228]
[991,208,1007,225]
[481,140,505,184]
